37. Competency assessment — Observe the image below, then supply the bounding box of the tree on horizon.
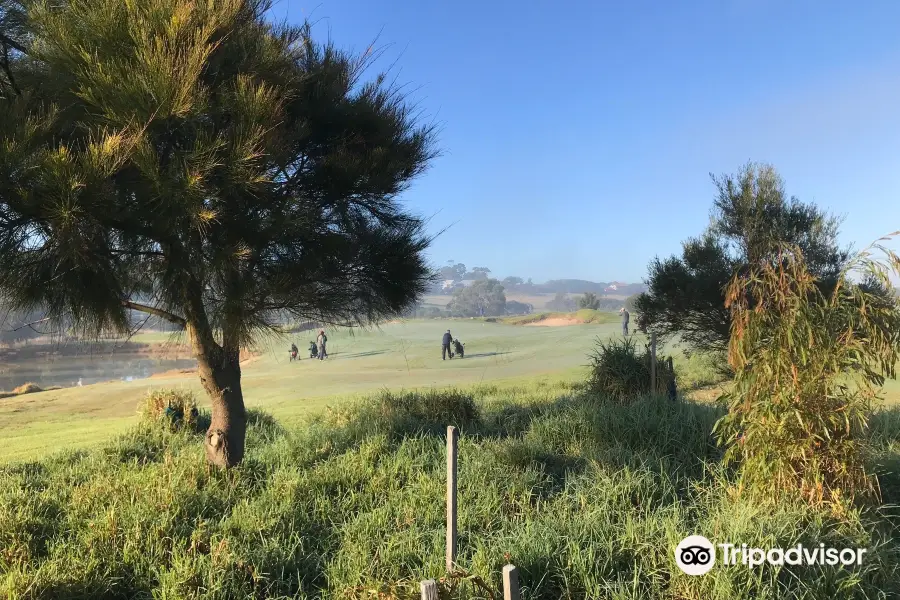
[578,292,601,310]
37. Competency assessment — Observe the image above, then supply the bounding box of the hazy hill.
[533,280,646,296]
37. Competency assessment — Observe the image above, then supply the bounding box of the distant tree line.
[432,263,646,296]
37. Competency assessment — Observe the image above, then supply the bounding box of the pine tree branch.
[0,42,20,95]
[122,300,186,327]
[0,32,24,54]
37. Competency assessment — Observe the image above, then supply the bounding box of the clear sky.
[271,0,900,284]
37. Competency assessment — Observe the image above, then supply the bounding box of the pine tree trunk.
[196,349,246,468]
[187,315,246,468]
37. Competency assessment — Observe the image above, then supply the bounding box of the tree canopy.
[635,163,849,357]
[504,300,533,315]
[546,292,576,312]
[446,279,507,317]
[578,292,601,310]
[0,0,438,466]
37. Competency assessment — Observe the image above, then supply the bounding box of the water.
[0,355,197,391]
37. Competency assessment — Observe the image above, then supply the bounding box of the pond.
[0,355,196,391]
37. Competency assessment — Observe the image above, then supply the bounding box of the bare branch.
[4,316,51,332]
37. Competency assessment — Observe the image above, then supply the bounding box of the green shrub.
[586,337,675,402]
[138,389,201,431]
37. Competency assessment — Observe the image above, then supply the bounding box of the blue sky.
[271,0,900,284]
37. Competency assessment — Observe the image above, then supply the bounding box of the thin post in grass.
[667,356,675,401]
[420,579,438,600]
[503,564,521,600]
[446,425,459,573]
[650,332,657,394]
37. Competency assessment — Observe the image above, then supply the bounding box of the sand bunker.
[524,317,583,327]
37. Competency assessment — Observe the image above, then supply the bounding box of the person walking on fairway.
[316,329,327,360]
[621,308,630,336]
[442,329,453,360]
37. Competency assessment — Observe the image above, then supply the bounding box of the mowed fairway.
[0,319,626,462]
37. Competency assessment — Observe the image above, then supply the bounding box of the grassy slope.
[0,320,627,462]
[2,383,899,599]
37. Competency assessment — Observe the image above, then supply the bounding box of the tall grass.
[2,383,899,599]
[715,241,900,509]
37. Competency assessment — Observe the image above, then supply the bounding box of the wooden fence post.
[503,564,521,600]
[420,579,438,600]
[650,332,657,393]
[446,425,459,573]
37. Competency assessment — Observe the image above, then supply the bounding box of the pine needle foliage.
[1,0,438,342]
[713,234,900,508]
[0,0,438,464]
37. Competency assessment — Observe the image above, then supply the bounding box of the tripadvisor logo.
[675,535,716,575]
[674,536,867,576]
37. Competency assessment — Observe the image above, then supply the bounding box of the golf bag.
[453,339,465,358]
[309,342,318,359]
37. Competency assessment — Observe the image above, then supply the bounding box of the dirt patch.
[524,317,583,327]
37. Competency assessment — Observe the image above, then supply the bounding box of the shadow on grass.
[29,579,151,600]
[330,349,389,359]
[463,351,511,359]
[303,386,724,497]
[869,405,900,531]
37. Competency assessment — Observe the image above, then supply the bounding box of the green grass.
[2,383,899,599]
[0,320,629,462]
[4,318,898,463]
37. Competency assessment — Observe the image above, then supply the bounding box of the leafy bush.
[138,389,201,432]
[587,337,675,402]
[714,240,900,509]
[578,292,601,310]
